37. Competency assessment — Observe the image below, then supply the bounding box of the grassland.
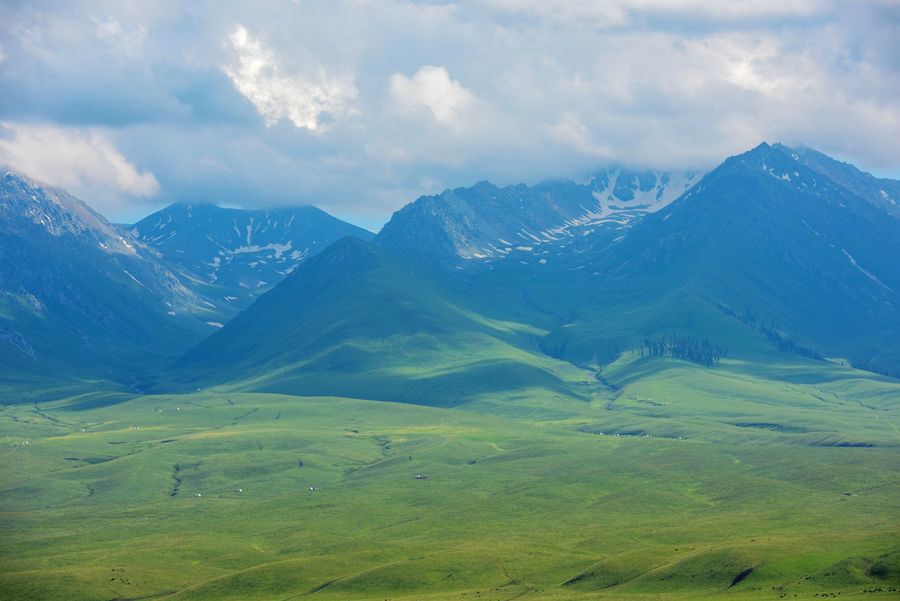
[1,356,898,601]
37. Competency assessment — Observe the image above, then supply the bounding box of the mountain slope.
[128,202,373,310]
[532,142,900,374]
[167,236,587,410]
[0,172,218,392]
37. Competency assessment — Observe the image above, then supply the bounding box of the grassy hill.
[1,363,898,600]
[166,237,587,411]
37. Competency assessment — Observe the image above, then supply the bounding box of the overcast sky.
[1,0,898,229]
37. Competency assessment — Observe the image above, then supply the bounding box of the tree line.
[639,334,725,367]
[715,301,823,361]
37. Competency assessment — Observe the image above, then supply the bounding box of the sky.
[0,1,899,230]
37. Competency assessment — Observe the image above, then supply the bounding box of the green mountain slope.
[594,143,900,372]
[168,237,587,410]
[465,143,900,377]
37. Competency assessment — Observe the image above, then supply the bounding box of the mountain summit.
[375,169,702,264]
[128,202,373,310]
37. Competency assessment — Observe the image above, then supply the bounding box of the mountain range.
[2,143,899,400]
[0,174,370,394]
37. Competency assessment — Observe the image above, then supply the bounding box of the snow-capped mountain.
[375,169,702,264]
[128,202,374,308]
[173,143,900,398]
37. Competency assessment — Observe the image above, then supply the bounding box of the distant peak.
[294,235,379,274]
[170,201,218,210]
[329,235,374,253]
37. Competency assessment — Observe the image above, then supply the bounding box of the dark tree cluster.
[639,334,725,367]
[757,324,823,360]
[715,301,823,361]
[863,362,900,380]
[593,338,622,368]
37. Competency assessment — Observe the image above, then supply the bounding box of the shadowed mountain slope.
[0,172,217,393]
[169,237,587,409]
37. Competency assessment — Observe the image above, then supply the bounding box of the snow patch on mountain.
[842,249,893,292]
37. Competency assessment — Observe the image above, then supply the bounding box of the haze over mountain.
[3,143,899,399]
[6,2,900,599]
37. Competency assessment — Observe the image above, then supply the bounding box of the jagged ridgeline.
[0,173,373,393]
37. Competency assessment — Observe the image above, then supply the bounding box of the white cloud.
[477,0,629,27]
[0,122,160,209]
[389,66,478,127]
[630,0,827,19]
[548,113,613,158]
[91,15,147,58]
[224,25,357,131]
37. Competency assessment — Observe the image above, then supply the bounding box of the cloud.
[548,113,613,158]
[0,122,160,214]
[91,15,147,58]
[0,0,898,224]
[389,65,479,128]
[223,25,358,131]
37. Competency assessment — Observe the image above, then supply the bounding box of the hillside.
[169,237,586,410]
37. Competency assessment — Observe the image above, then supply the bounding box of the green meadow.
[2,356,898,601]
